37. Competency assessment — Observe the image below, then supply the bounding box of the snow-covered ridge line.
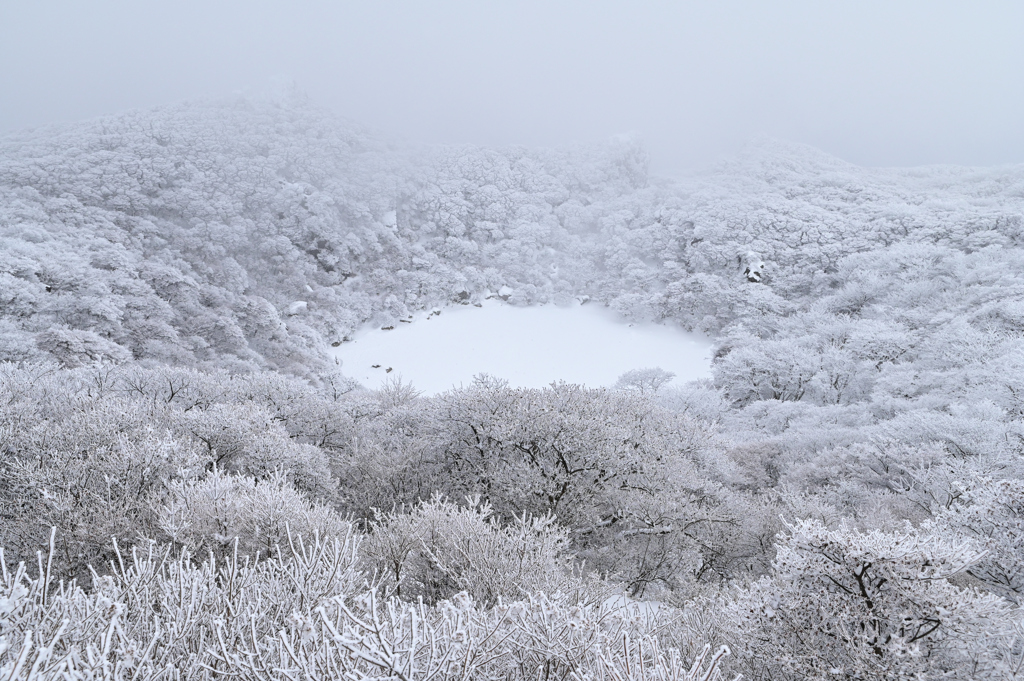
[5,97,1024,380]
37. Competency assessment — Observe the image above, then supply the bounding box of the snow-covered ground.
[331,301,713,394]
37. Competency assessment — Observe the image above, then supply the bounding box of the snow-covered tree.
[725,518,1015,680]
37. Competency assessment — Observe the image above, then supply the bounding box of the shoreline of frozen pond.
[330,301,713,394]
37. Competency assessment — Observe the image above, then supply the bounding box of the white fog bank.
[331,302,713,394]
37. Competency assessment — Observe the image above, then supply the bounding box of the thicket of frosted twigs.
[3,97,1024,678]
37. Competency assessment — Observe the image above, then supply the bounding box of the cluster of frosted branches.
[0,529,735,681]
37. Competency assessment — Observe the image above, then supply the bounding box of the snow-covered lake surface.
[331,301,713,394]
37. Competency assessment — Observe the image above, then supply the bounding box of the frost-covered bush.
[433,381,746,593]
[0,364,354,578]
[0,529,362,680]
[724,518,1016,680]
[926,477,1024,604]
[339,379,762,598]
[0,532,733,681]
[422,381,717,523]
[776,439,972,530]
[613,367,676,393]
[170,402,338,500]
[157,467,349,559]
[0,363,352,580]
[363,495,588,607]
[0,430,206,584]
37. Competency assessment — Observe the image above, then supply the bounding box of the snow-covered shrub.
[375,375,423,410]
[415,381,754,596]
[724,518,1015,680]
[926,477,1024,604]
[213,586,731,681]
[0,429,206,584]
[775,437,1020,536]
[157,467,350,559]
[490,592,731,681]
[364,495,588,606]
[423,381,717,523]
[170,402,338,500]
[330,393,446,519]
[0,527,363,680]
[614,367,676,393]
[215,370,360,453]
[0,531,733,681]
[339,379,760,599]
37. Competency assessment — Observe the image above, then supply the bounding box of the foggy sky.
[2,1,1023,175]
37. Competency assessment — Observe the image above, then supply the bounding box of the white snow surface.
[331,301,712,394]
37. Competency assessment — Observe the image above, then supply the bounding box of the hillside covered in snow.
[5,99,1021,376]
[3,99,1024,679]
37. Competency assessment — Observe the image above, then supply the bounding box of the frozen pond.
[331,301,713,394]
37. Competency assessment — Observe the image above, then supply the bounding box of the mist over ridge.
[3,95,1024,378]
[4,2,1024,173]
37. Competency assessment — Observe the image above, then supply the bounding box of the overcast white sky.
[2,1,1022,174]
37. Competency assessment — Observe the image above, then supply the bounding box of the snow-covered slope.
[4,99,1024,681]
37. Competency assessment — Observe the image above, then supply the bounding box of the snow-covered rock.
[740,251,766,282]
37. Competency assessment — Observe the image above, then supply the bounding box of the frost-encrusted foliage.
[4,98,1024,678]
[4,364,1023,678]
[725,519,1019,680]
[926,477,1024,604]
[158,467,350,559]
[0,533,733,681]
[364,495,586,606]
[614,367,677,393]
[8,99,1023,379]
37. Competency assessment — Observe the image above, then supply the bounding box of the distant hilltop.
[2,97,1022,378]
